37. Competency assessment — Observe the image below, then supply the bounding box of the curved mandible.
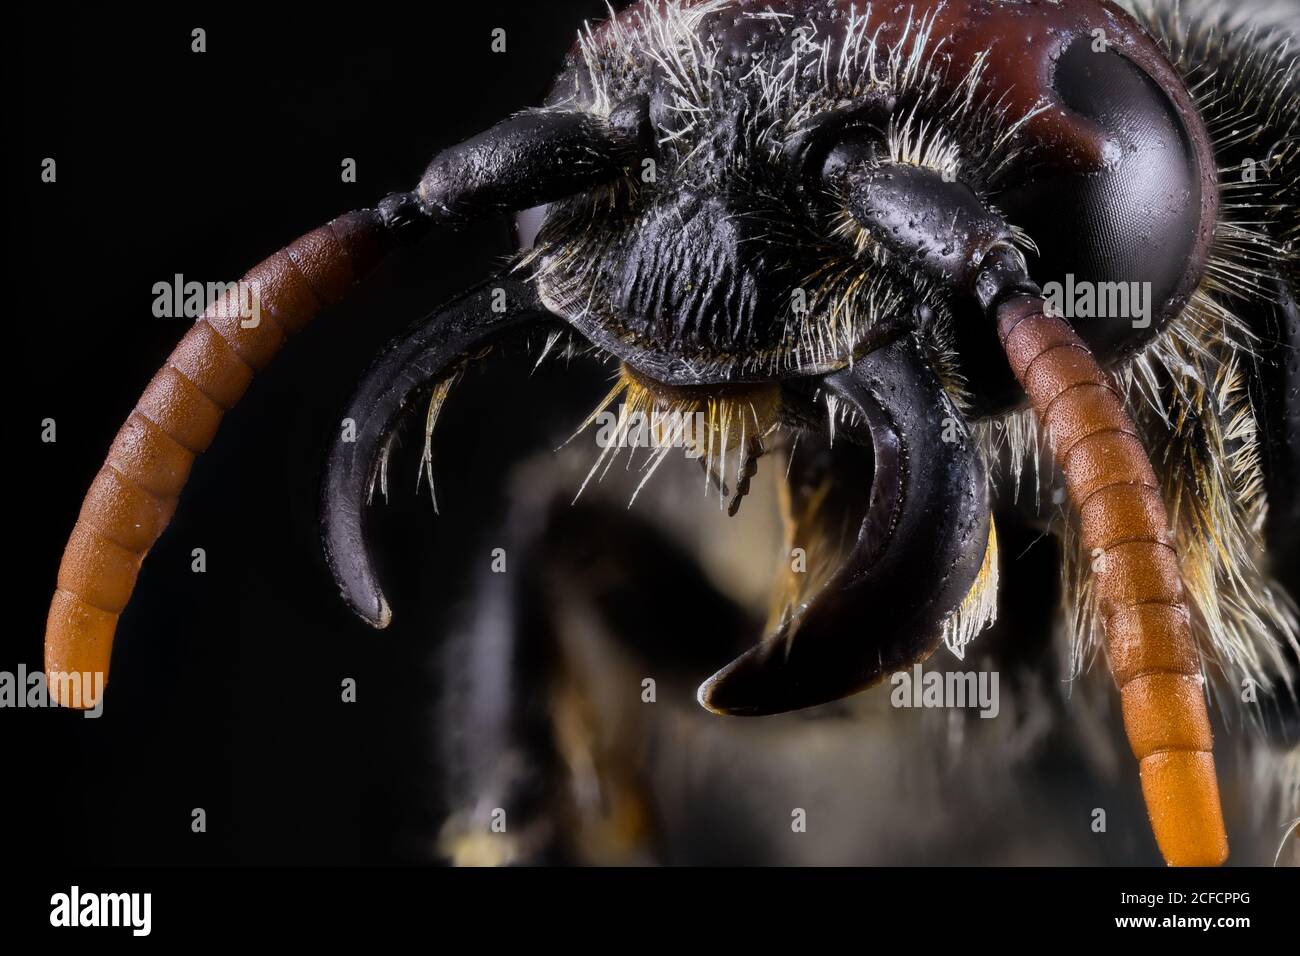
[321,277,554,629]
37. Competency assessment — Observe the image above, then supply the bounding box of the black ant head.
[328,0,1217,716]
[525,0,1212,403]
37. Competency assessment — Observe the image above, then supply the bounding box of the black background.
[9,2,1298,883]
[12,2,624,865]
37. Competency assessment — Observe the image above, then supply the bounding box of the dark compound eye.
[992,36,1211,361]
[812,33,1216,411]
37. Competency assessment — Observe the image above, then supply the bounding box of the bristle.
[1040,286,1300,724]
[1124,0,1299,289]
[529,0,1047,385]
[1119,322,1299,718]
[976,404,1047,515]
[941,518,1000,660]
[567,365,780,509]
[765,466,842,636]
[417,371,462,515]
[1044,1,1300,723]
[541,0,1299,740]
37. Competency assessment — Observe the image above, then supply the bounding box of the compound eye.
[994,36,1208,360]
